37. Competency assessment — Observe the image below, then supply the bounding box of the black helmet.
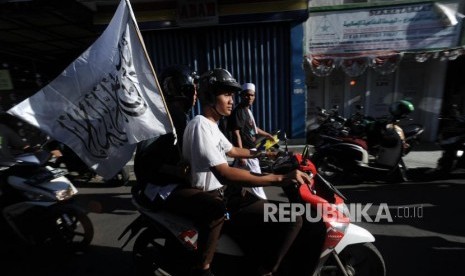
[389,100,414,118]
[198,68,241,105]
[159,65,199,103]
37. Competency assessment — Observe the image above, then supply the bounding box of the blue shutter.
[143,23,291,136]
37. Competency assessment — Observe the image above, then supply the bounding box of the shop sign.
[305,3,463,55]
[0,69,13,90]
[176,0,218,27]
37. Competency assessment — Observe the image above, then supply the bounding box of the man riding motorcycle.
[182,68,312,276]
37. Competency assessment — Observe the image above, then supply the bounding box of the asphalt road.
[2,146,464,276]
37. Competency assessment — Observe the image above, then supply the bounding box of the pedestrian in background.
[229,83,275,200]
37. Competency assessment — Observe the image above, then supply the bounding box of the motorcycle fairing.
[334,223,375,254]
[8,175,77,200]
[298,179,350,257]
[138,207,199,250]
[137,206,246,255]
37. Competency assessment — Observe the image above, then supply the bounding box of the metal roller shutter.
[143,22,291,135]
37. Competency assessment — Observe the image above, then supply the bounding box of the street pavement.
[401,142,442,169]
[279,140,443,170]
[2,141,463,276]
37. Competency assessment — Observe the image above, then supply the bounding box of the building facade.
[304,0,465,141]
[93,0,310,139]
[2,0,464,142]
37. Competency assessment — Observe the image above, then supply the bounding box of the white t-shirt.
[183,115,233,191]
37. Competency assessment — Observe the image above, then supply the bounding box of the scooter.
[436,107,465,174]
[309,103,423,184]
[0,149,94,254]
[347,105,423,157]
[118,145,386,276]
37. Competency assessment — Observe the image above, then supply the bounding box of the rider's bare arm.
[227,147,277,160]
[256,127,274,140]
[210,163,311,188]
[233,130,243,148]
[226,147,260,158]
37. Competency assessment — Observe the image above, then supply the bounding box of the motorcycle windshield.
[316,174,347,202]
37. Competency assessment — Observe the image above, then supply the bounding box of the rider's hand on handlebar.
[265,133,275,141]
[265,151,279,160]
[282,169,312,187]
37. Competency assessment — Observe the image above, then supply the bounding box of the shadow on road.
[339,172,465,276]
[1,244,134,276]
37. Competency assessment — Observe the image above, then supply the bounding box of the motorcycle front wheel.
[41,204,94,253]
[320,243,386,276]
[105,166,130,186]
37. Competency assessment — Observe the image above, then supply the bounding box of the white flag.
[8,0,173,179]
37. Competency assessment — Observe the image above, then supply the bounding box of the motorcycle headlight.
[54,186,77,201]
[23,186,77,201]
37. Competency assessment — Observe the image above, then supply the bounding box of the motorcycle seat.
[320,134,344,144]
[340,137,368,150]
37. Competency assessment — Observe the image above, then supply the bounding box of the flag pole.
[125,0,177,142]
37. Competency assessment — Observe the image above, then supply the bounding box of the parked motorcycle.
[0,148,94,254]
[309,101,424,184]
[436,105,465,174]
[118,145,386,276]
[347,104,423,156]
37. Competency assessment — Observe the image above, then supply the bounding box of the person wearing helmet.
[389,100,414,119]
[133,65,227,276]
[386,100,415,153]
[134,64,198,187]
[183,68,310,276]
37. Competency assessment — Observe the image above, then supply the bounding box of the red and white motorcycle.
[119,145,386,276]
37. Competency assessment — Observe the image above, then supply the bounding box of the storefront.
[303,1,465,141]
[94,0,309,138]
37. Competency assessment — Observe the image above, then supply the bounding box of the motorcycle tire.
[133,228,192,276]
[320,243,386,276]
[105,166,130,186]
[436,150,457,174]
[41,204,94,253]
